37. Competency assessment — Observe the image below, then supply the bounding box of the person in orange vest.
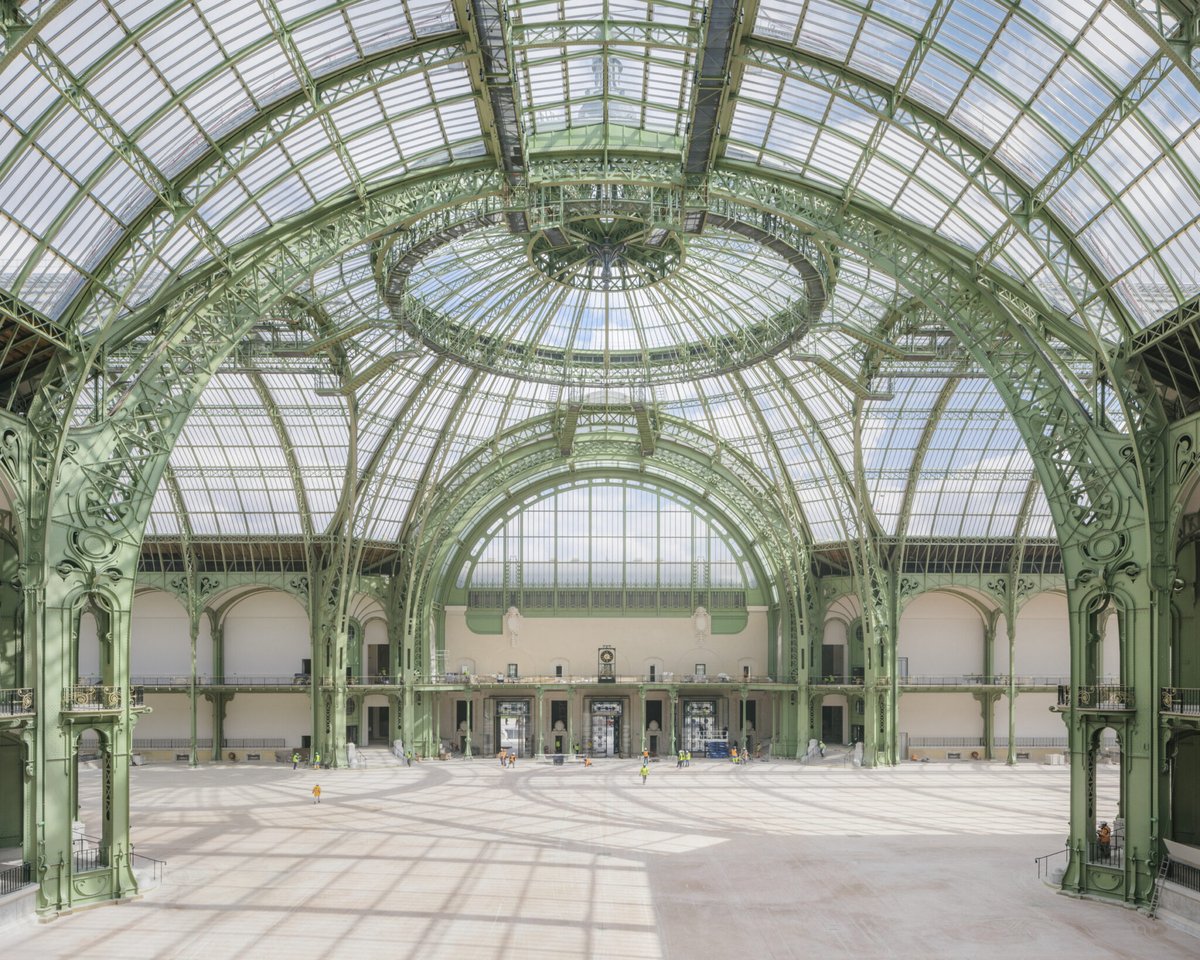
[1097,822,1112,860]
[311,783,321,804]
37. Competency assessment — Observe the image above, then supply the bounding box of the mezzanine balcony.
[63,685,144,713]
[0,687,34,717]
[1161,687,1200,716]
[1055,684,1134,712]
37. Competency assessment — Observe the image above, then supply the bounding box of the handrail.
[1035,847,1069,880]
[131,848,166,884]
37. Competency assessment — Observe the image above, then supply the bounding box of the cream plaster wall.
[898,693,984,738]
[1007,592,1070,676]
[130,590,192,676]
[225,694,309,743]
[222,591,309,677]
[1007,693,1065,739]
[897,592,985,677]
[137,693,212,740]
[443,607,769,679]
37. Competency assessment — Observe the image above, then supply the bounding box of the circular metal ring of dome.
[385,202,831,388]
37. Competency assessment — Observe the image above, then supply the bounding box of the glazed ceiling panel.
[4,0,1197,560]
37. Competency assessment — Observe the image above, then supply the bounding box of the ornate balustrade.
[1056,684,1134,711]
[0,687,34,715]
[1161,687,1200,715]
[63,685,144,712]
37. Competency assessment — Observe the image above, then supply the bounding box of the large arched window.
[457,480,756,613]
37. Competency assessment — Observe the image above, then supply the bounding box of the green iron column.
[982,615,998,760]
[668,688,678,756]
[1007,611,1018,767]
[209,617,226,762]
[567,686,576,754]
[25,569,141,916]
[464,693,473,759]
[639,686,647,754]
[535,687,545,756]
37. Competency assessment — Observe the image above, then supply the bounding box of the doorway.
[367,706,389,744]
[495,700,530,756]
[590,699,623,757]
[683,699,718,754]
[821,705,844,744]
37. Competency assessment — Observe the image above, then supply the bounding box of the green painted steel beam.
[739,39,1136,344]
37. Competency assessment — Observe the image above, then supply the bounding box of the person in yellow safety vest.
[291,751,300,770]
[640,762,649,784]
[312,751,321,769]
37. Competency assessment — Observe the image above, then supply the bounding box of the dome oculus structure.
[385,194,833,387]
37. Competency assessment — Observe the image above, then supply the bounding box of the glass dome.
[389,220,823,386]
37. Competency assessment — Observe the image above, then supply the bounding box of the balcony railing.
[208,675,309,686]
[0,687,34,715]
[1161,687,1200,715]
[1057,684,1134,711]
[63,685,144,712]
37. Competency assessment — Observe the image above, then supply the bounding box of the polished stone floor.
[6,754,1193,959]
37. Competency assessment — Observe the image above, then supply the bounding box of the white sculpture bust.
[693,605,710,644]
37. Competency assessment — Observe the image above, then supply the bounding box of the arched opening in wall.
[130,589,202,754]
[1167,731,1200,848]
[896,591,990,759]
[76,600,109,687]
[1088,725,1122,867]
[220,591,311,754]
[73,727,112,873]
[437,476,775,726]
[361,617,389,681]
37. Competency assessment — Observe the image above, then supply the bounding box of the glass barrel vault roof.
[1,0,1198,557]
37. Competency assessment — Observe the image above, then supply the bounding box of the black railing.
[907,736,986,747]
[72,837,109,873]
[1161,687,1200,715]
[1087,840,1123,866]
[0,687,34,715]
[131,849,166,884]
[1035,848,1069,880]
[0,861,32,896]
[1167,859,1200,894]
[221,738,286,748]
